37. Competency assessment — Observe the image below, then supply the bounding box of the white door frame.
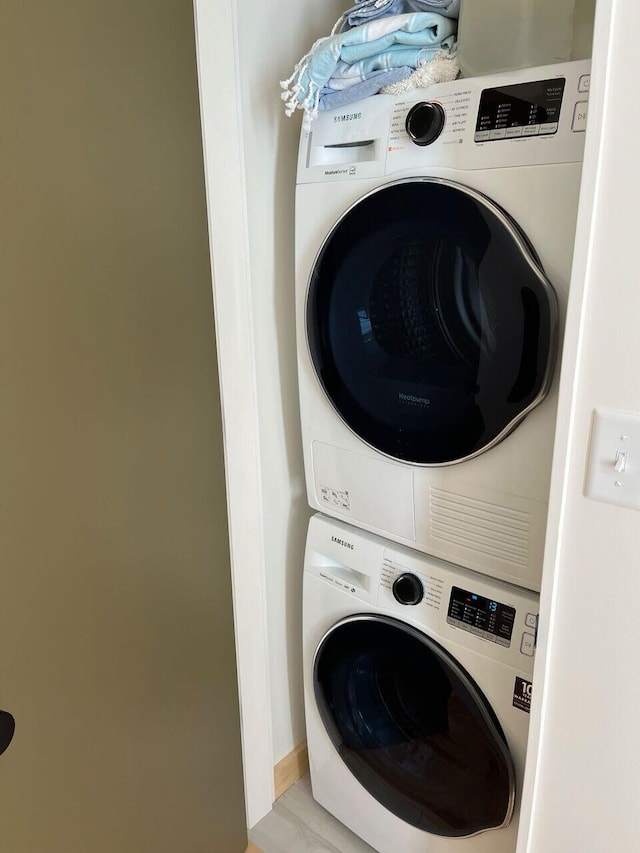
[193,0,275,828]
[516,0,612,849]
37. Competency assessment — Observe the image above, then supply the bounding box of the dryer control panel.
[297,59,590,184]
[474,76,565,142]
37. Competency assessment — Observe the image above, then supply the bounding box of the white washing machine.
[304,513,538,853]
[296,60,591,591]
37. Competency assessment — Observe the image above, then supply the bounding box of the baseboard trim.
[273,740,309,800]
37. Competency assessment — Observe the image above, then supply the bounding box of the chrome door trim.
[304,176,559,467]
[312,612,517,838]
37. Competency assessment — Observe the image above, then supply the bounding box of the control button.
[489,128,506,140]
[572,101,588,132]
[474,130,490,143]
[392,573,424,606]
[539,122,558,136]
[520,632,535,656]
[525,613,538,629]
[523,124,539,136]
[469,626,483,637]
[496,637,511,648]
[405,101,446,146]
[505,126,523,138]
[482,630,497,643]
[578,74,590,93]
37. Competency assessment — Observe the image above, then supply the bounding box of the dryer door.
[313,614,515,837]
[306,178,557,465]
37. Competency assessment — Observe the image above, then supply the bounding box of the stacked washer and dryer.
[295,60,590,852]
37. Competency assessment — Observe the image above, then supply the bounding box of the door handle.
[0,710,15,756]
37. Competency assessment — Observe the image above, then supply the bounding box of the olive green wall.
[0,2,247,850]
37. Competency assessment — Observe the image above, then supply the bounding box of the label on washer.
[513,677,533,714]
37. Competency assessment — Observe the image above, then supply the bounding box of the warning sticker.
[513,677,533,714]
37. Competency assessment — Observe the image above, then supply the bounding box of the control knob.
[392,573,424,606]
[405,101,446,146]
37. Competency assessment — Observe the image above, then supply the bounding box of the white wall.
[196,0,347,822]
[234,0,345,762]
[520,0,640,849]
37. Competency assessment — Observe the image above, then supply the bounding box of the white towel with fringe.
[379,50,460,94]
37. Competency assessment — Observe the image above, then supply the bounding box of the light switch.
[615,450,627,473]
[586,410,640,509]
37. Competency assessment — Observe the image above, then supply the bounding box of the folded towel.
[319,67,412,110]
[325,59,406,91]
[280,12,457,127]
[336,0,460,33]
[327,35,453,88]
[379,50,460,94]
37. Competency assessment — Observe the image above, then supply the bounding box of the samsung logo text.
[331,536,354,550]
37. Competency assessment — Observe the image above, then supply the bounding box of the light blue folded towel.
[327,37,454,87]
[340,0,460,30]
[326,58,408,91]
[280,12,457,127]
[319,67,412,110]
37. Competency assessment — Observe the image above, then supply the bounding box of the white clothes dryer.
[296,60,591,591]
[303,513,538,853]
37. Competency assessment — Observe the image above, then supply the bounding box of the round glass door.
[306,178,557,465]
[314,615,515,837]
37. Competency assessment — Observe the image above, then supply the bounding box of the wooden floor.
[248,774,376,853]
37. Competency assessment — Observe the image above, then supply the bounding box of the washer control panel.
[446,586,516,647]
[306,513,539,672]
[378,552,538,665]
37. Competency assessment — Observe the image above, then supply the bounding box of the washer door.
[313,615,515,838]
[306,178,557,465]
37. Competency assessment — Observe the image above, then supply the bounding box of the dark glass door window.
[314,615,515,837]
[306,179,557,464]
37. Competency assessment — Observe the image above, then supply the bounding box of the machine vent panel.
[429,487,530,568]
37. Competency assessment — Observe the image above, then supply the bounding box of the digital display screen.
[447,586,516,647]
[475,77,565,142]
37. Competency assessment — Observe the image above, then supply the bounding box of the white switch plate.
[586,410,640,509]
